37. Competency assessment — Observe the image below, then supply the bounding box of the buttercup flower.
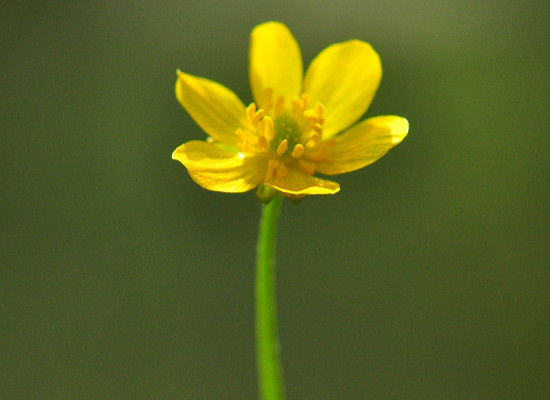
[173,21,408,200]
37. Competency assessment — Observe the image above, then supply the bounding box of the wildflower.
[173,21,408,200]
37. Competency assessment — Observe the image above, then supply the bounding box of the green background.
[2,1,549,399]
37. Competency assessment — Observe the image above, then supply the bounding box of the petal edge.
[249,22,303,109]
[172,141,266,192]
[266,167,340,196]
[176,71,250,145]
[315,116,408,175]
[304,40,382,138]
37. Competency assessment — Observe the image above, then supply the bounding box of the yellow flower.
[173,21,408,200]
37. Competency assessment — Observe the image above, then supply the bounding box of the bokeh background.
[2,1,549,399]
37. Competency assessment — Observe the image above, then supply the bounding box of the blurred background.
[2,1,549,399]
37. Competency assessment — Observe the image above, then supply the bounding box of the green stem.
[255,193,285,400]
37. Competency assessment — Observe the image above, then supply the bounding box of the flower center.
[272,114,301,152]
[235,89,335,183]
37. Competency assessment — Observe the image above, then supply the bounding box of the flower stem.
[255,193,285,400]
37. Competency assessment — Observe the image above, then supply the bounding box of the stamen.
[261,116,274,141]
[262,88,274,111]
[307,139,335,162]
[291,98,304,112]
[253,109,265,126]
[298,159,316,175]
[306,132,320,148]
[277,139,288,155]
[312,123,322,135]
[264,159,279,182]
[291,144,305,158]
[258,135,268,151]
[274,96,285,116]
[276,163,288,178]
[314,103,324,118]
[237,139,252,152]
[246,103,257,123]
[301,93,310,108]
[303,109,323,123]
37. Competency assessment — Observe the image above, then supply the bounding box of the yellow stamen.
[291,98,304,112]
[262,88,273,111]
[312,123,322,135]
[306,132,320,148]
[261,116,274,141]
[314,103,324,118]
[274,96,285,116]
[307,139,335,162]
[277,139,288,155]
[291,144,305,158]
[237,139,252,152]
[253,109,265,126]
[258,135,268,151]
[246,103,256,123]
[298,159,316,175]
[301,93,310,108]
[276,163,288,178]
[303,109,323,123]
[264,159,279,182]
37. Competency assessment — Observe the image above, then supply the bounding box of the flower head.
[173,22,408,201]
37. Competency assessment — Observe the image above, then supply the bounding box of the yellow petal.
[176,71,250,146]
[172,141,266,192]
[249,22,302,109]
[315,116,408,175]
[304,40,382,138]
[266,167,340,196]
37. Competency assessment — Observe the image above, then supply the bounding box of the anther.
[276,163,288,178]
[291,144,305,158]
[306,132,320,148]
[313,123,322,135]
[298,159,316,175]
[264,159,279,182]
[253,109,265,126]
[307,139,335,162]
[261,116,274,141]
[274,96,285,116]
[257,135,268,151]
[277,139,288,155]
[291,98,304,112]
[303,109,322,123]
[246,103,257,123]
[237,139,251,152]
[301,93,310,108]
[314,103,324,118]
[262,88,274,111]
